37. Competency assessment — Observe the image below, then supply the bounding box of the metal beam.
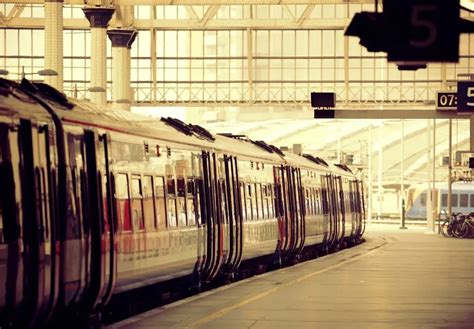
[184,5,199,20]
[7,4,26,19]
[199,4,220,27]
[296,4,315,26]
[0,17,348,29]
[0,17,89,28]
[315,109,467,119]
[2,0,373,5]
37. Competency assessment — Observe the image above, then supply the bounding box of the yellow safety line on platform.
[188,242,387,328]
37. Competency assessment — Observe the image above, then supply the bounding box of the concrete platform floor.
[108,224,474,329]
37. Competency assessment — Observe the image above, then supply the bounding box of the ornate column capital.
[82,7,115,28]
[107,29,138,49]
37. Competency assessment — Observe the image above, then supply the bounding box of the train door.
[335,176,346,243]
[357,180,366,237]
[62,130,89,309]
[276,165,293,258]
[15,119,58,326]
[0,122,24,326]
[81,130,116,312]
[199,151,224,282]
[36,123,60,324]
[318,175,328,246]
[348,180,356,237]
[221,155,243,275]
[273,166,287,260]
[288,167,305,255]
[323,174,337,249]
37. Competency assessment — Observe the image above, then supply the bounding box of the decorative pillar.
[83,7,115,105]
[44,0,63,91]
[107,29,137,111]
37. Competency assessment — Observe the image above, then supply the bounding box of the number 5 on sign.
[457,81,474,112]
[409,5,437,48]
[467,87,474,106]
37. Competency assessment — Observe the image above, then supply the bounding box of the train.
[406,182,474,219]
[0,78,366,328]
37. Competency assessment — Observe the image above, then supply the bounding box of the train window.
[185,178,196,226]
[154,176,167,230]
[187,178,195,196]
[220,181,228,224]
[311,188,316,215]
[267,184,274,218]
[263,184,271,219]
[168,199,177,227]
[262,184,268,218]
[441,194,448,207]
[252,184,259,219]
[452,194,459,207]
[240,183,247,220]
[177,177,186,197]
[177,197,186,226]
[35,169,45,242]
[460,194,469,207]
[305,188,312,216]
[67,133,85,240]
[255,183,262,219]
[246,184,253,220]
[131,176,145,231]
[116,174,131,232]
[101,174,110,233]
[187,198,196,226]
[167,178,176,196]
[143,176,155,230]
[420,193,427,206]
[470,195,474,208]
[315,188,320,215]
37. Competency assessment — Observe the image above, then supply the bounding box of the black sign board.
[436,91,457,110]
[457,81,474,112]
[311,92,336,108]
[384,0,459,62]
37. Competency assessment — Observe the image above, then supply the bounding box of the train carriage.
[0,78,365,328]
[406,182,474,219]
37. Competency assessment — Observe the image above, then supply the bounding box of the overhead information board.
[457,81,474,112]
[384,0,459,62]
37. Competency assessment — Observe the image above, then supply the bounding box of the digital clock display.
[436,92,457,110]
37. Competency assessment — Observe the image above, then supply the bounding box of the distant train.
[0,78,365,328]
[406,182,474,219]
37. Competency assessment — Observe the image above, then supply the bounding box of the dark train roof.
[0,78,356,177]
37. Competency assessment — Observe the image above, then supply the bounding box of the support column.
[44,0,63,91]
[83,7,115,105]
[426,119,434,231]
[107,29,137,111]
[400,119,406,229]
[368,124,373,224]
[377,123,383,220]
[247,28,253,105]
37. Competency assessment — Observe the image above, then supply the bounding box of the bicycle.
[440,212,465,238]
[456,213,474,238]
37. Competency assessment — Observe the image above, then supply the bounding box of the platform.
[108,225,474,329]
